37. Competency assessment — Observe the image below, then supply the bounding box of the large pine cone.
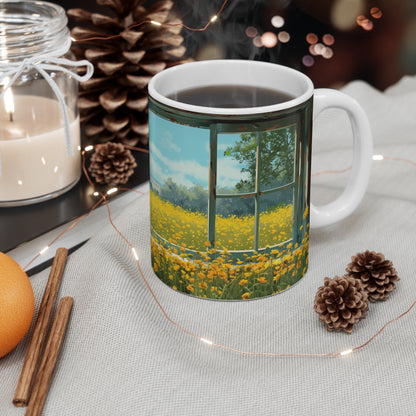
[68,0,191,147]
[346,250,399,302]
[314,276,368,334]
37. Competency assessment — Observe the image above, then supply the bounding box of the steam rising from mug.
[176,0,285,61]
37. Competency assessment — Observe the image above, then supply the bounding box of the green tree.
[159,179,209,214]
[224,126,296,192]
[159,178,189,207]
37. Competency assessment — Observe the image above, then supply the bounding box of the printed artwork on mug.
[149,110,310,300]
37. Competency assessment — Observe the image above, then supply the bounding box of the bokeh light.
[195,43,226,61]
[362,20,374,31]
[253,36,263,48]
[370,7,382,19]
[322,47,334,59]
[306,33,318,45]
[261,32,278,48]
[356,15,367,26]
[314,43,326,55]
[402,17,416,73]
[308,40,334,59]
[356,16,374,31]
[245,26,258,38]
[278,31,290,43]
[271,15,285,28]
[309,45,318,56]
[331,0,365,31]
[322,34,335,46]
[302,55,314,67]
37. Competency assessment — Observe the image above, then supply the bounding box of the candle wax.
[0,95,81,203]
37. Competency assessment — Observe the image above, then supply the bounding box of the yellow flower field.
[151,238,308,300]
[150,191,292,251]
[150,190,309,300]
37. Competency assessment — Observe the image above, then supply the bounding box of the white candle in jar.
[0,94,81,204]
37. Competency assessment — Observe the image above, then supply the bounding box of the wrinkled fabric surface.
[1,76,415,415]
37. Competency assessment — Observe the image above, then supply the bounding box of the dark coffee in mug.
[167,85,295,108]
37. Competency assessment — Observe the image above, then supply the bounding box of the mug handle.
[310,89,373,229]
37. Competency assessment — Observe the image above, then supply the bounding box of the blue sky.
[149,111,250,190]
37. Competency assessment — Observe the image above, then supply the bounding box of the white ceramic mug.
[148,60,372,300]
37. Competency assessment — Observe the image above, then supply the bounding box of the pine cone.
[68,0,192,147]
[346,250,399,302]
[88,142,137,186]
[314,276,368,334]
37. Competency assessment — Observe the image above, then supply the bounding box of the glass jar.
[0,1,87,206]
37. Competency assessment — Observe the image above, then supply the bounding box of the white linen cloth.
[1,76,415,415]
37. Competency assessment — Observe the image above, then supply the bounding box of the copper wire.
[312,156,416,177]
[72,0,229,43]
[19,146,416,358]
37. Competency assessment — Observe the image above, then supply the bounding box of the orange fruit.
[0,252,34,358]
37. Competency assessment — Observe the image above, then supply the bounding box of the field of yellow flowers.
[150,190,308,300]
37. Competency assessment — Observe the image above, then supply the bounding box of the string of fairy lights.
[70,0,387,69]
[19,0,416,358]
[71,0,229,43]
[22,145,416,358]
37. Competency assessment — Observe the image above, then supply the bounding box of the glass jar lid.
[0,1,70,62]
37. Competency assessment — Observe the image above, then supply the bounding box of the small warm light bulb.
[200,338,213,345]
[93,191,99,197]
[340,349,353,356]
[84,145,94,152]
[39,246,49,255]
[107,187,118,195]
[70,36,76,42]
[372,154,384,161]
[132,247,139,261]
[151,20,162,26]
[210,15,218,22]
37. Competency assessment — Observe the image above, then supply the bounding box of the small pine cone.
[314,276,368,334]
[346,250,400,302]
[88,142,137,186]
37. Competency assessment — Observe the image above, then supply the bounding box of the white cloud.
[160,131,181,153]
[150,135,251,190]
[149,152,167,187]
[150,131,180,153]
[150,143,209,187]
[217,157,250,189]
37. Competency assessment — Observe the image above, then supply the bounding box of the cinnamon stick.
[25,297,74,416]
[13,248,69,407]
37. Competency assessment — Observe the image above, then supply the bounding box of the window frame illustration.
[207,119,302,254]
[148,102,311,260]
[148,100,312,299]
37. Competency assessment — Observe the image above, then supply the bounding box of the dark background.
[61,0,416,90]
